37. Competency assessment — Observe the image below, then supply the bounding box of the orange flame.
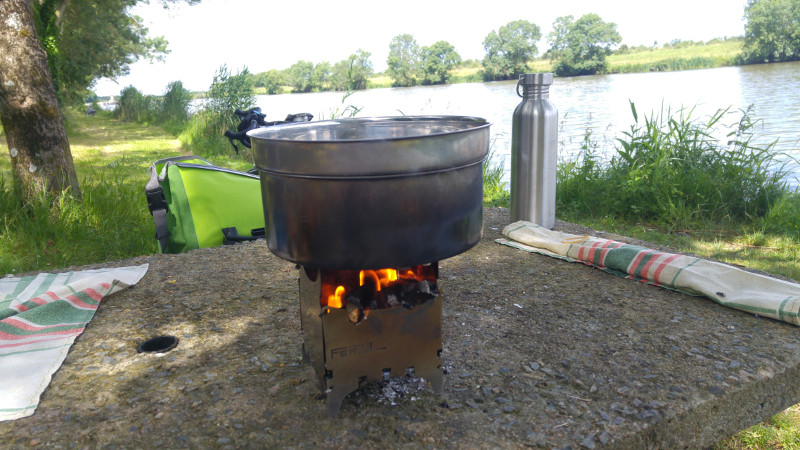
[359,269,399,292]
[327,285,345,309]
[320,265,436,309]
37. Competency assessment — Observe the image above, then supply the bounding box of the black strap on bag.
[145,156,215,253]
[146,165,170,253]
[222,227,266,245]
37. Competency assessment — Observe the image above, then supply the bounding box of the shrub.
[116,85,158,123]
[160,81,193,129]
[557,102,790,228]
[179,65,255,157]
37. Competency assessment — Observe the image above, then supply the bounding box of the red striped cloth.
[0,265,148,421]
[498,221,800,326]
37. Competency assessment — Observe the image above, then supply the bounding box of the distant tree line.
[248,49,374,94]
[249,0,798,93]
[250,14,622,91]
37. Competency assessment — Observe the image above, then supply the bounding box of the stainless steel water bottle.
[510,73,558,228]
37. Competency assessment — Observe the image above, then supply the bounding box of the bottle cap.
[519,73,553,86]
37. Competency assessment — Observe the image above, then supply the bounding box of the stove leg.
[326,380,358,418]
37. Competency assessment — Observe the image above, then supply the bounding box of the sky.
[93,0,749,97]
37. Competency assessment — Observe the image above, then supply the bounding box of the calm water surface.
[255,62,800,187]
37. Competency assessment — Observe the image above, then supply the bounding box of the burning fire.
[320,266,437,310]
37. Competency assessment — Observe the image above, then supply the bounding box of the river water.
[254,62,800,187]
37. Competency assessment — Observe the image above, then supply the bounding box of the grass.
[483,141,511,207]
[608,39,743,73]
[0,109,256,275]
[558,213,800,282]
[0,110,181,274]
[559,103,792,228]
[717,404,800,449]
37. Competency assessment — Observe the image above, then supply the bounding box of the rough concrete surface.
[2,207,800,449]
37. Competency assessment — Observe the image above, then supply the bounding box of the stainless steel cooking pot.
[249,116,490,270]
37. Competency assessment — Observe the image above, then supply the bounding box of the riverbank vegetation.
[554,102,800,283]
[480,101,800,284]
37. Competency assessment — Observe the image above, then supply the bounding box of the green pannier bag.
[145,156,266,254]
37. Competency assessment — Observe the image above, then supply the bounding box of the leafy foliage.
[420,41,461,85]
[159,81,192,124]
[116,85,156,122]
[255,70,285,94]
[481,20,541,81]
[743,0,800,63]
[331,49,373,91]
[331,50,374,91]
[159,81,193,133]
[32,0,197,104]
[387,34,421,87]
[312,62,332,91]
[547,14,621,77]
[115,81,193,132]
[286,60,315,93]
[179,65,255,156]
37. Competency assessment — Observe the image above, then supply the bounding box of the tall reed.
[179,65,255,157]
[557,102,790,229]
[483,143,510,207]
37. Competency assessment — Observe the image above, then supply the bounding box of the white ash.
[363,376,430,406]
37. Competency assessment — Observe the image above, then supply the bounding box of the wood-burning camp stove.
[249,116,490,416]
[299,264,442,417]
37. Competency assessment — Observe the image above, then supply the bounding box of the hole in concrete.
[137,335,179,353]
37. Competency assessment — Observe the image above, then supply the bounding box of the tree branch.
[54,0,71,31]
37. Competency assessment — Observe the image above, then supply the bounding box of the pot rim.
[247,115,490,143]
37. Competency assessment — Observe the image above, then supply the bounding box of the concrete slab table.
[2,207,799,448]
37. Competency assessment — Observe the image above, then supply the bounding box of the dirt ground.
[3,207,800,449]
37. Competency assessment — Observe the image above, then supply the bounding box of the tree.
[544,16,574,59]
[286,60,315,93]
[387,34,420,87]
[312,61,331,91]
[547,13,621,77]
[258,70,285,95]
[1,0,197,203]
[420,41,461,85]
[743,0,800,63]
[1,0,80,201]
[481,20,541,81]
[331,50,373,91]
[33,0,190,104]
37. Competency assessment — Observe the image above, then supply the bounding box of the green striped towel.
[0,264,148,421]
[497,221,800,326]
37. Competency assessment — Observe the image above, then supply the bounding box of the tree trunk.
[0,0,80,201]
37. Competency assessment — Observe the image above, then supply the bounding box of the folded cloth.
[497,221,800,326]
[0,264,149,421]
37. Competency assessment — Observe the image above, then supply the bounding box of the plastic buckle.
[146,187,167,212]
